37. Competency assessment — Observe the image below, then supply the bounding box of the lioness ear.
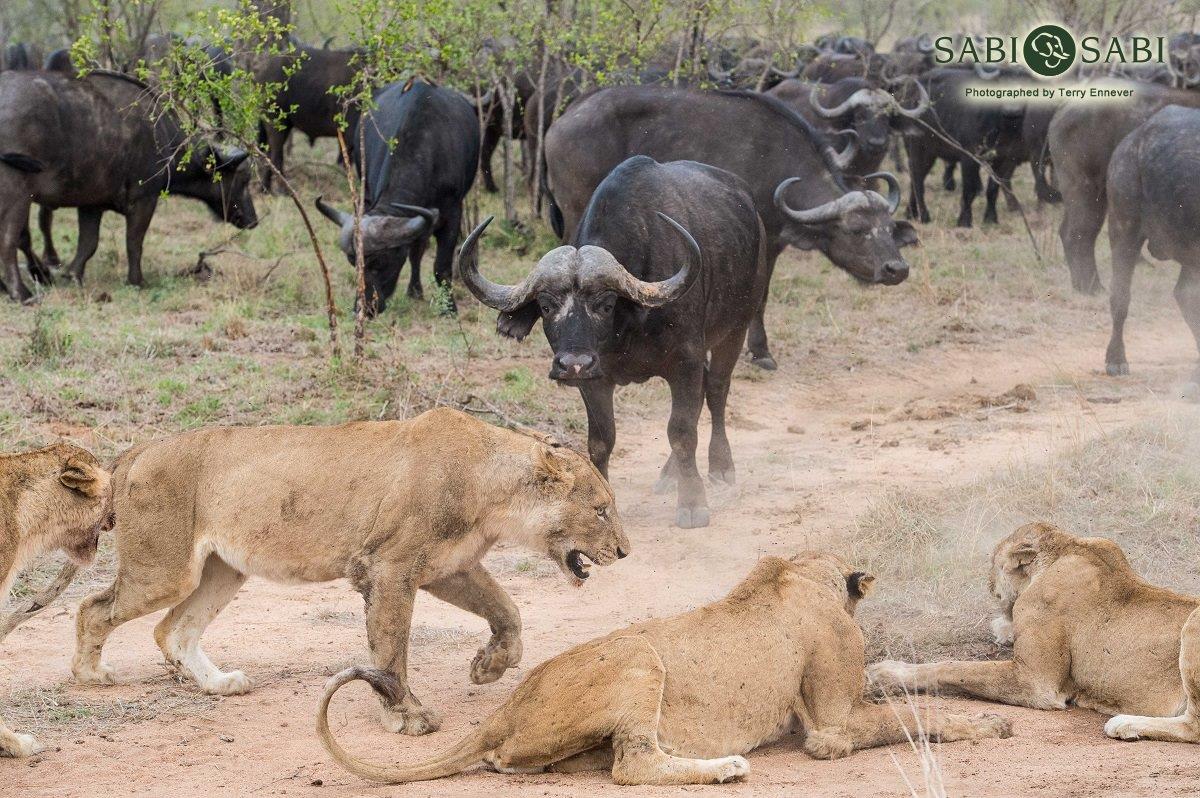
[59,458,103,497]
[846,571,876,599]
[1005,543,1037,573]
[532,445,576,495]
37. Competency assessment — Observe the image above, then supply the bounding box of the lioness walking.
[317,552,1011,786]
[73,408,629,736]
[870,522,1200,743]
[2,443,110,758]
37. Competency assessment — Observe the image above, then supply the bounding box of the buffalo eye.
[538,294,558,315]
[592,294,617,315]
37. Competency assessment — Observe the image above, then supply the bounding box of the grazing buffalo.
[257,41,361,190]
[1021,101,1062,205]
[1,43,41,72]
[0,70,256,302]
[315,80,478,316]
[43,48,73,73]
[1049,80,1200,293]
[461,156,770,528]
[543,86,916,370]
[1104,106,1200,382]
[899,67,1027,227]
[769,77,928,178]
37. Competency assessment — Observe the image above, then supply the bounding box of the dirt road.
[5,306,1199,798]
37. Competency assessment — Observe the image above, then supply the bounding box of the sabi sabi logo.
[934,26,1165,79]
[1024,24,1075,77]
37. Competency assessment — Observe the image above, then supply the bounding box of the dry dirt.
[4,296,1200,798]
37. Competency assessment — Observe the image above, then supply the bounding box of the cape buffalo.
[460,156,770,529]
[1049,80,1200,293]
[0,70,256,302]
[1104,105,1200,382]
[768,77,929,178]
[315,80,479,316]
[543,86,916,370]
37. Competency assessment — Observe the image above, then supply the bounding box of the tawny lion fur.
[1,443,110,758]
[316,552,1011,786]
[870,521,1200,744]
[72,408,629,736]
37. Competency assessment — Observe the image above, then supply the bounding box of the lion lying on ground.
[316,552,1012,786]
[870,521,1200,743]
[1,443,111,758]
[73,408,629,736]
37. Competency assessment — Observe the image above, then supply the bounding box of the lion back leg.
[1106,607,1200,744]
[153,553,249,696]
[484,636,748,786]
[0,717,41,758]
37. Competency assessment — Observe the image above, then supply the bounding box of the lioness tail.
[316,666,493,783]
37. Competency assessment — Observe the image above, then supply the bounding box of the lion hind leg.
[153,553,249,696]
[0,718,42,758]
[1106,608,1200,744]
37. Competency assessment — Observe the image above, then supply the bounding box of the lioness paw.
[72,661,117,685]
[203,670,252,696]
[804,729,854,760]
[1105,715,1142,740]
[866,660,910,690]
[380,703,443,736]
[973,712,1014,739]
[990,615,1015,646]
[470,639,521,685]
[712,755,750,783]
[0,732,43,758]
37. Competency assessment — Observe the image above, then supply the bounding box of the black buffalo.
[1049,79,1200,293]
[899,67,1027,227]
[315,80,478,316]
[461,156,770,528]
[1104,105,1200,382]
[0,70,256,302]
[543,86,916,370]
[769,77,929,178]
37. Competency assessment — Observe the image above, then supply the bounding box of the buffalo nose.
[881,260,909,283]
[617,546,628,559]
[554,351,596,377]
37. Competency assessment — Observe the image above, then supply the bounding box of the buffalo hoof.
[749,353,778,371]
[407,284,424,300]
[653,474,677,495]
[710,469,736,486]
[1106,362,1130,377]
[675,506,711,529]
[943,179,956,191]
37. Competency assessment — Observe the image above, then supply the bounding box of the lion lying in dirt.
[870,522,1200,743]
[317,552,1011,786]
[73,408,629,736]
[1,443,111,758]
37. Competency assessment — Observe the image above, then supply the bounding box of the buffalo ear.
[846,570,876,599]
[1005,542,1037,573]
[216,148,250,172]
[532,445,576,496]
[59,458,104,498]
[496,304,540,341]
[892,220,920,248]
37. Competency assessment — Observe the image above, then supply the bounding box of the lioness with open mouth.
[2,443,111,758]
[73,408,629,736]
[316,552,1011,786]
[870,522,1199,743]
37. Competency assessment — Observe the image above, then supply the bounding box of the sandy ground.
[4,303,1200,798]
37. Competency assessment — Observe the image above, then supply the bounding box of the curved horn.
[594,212,701,308]
[974,62,1001,79]
[809,85,857,118]
[862,171,901,214]
[315,195,352,227]
[770,64,801,79]
[390,203,439,230]
[775,178,876,224]
[458,215,551,313]
[891,77,930,118]
[830,128,858,170]
[707,61,734,81]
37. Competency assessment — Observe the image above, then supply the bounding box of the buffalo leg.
[745,247,780,370]
[262,124,291,192]
[66,207,103,284]
[480,117,501,193]
[666,361,708,529]
[406,237,427,300]
[956,159,982,228]
[1104,227,1143,376]
[1174,263,1200,383]
[431,208,460,314]
[1058,177,1106,294]
[578,380,616,478]
[705,333,744,485]
[18,225,51,286]
[38,206,60,267]
[942,159,956,191]
[124,197,158,287]
[0,199,33,303]
[906,144,934,224]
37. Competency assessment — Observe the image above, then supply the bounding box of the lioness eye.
[596,506,608,519]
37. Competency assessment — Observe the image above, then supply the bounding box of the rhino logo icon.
[1024,24,1076,77]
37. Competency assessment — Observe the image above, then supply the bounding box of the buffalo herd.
[3,31,1200,526]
